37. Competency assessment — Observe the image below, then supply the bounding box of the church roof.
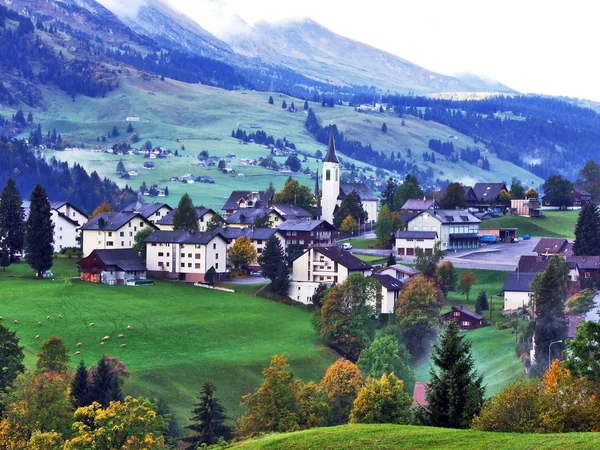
[340,183,378,202]
[323,127,339,163]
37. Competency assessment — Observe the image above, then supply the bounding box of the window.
[181,263,185,268]
[215,263,219,269]
[140,222,144,227]
[108,232,113,237]
[454,312,459,317]
[195,263,201,269]
[59,227,63,231]
[107,241,114,246]
[215,253,219,259]
[59,236,62,240]
[129,232,133,237]
[462,321,470,327]
[166,262,170,267]
[195,254,200,259]
[181,253,185,258]
[257,248,262,254]
[213,243,216,250]
[256,239,262,245]
[188,263,192,268]
[335,169,338,181]
[158,252,164,257]
[299,240,304,245]
[326,169,331,181]
[120,232,124,237]
[167,253,170,257]
[121,241,125,246]
[188,253,192,258]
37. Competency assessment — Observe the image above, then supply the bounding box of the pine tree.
[25,184,54,278]
[282,100,287,109]
[573,203,600,256]
[258,235,285,282]
[0,178,25,263]
[268,95,274,105]
[116,159,126,174]
[380,178,397,208]
[272,263,290,297]
[182,381,232,448]
[418,320,485,428]
[88,356,125,408]
[381,122,388,133]
[475,290,489,313]
[173,193,198,231]
[0,324,25,394]
[386,253,396,267]
[303,100,309,110]
[71,360,90,407]
[126,123,134,133]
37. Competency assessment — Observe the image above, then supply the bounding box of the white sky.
[100,0,600,101]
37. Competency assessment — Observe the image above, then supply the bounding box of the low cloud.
[97,0,146,18]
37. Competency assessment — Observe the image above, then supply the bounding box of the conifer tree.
[475,290,489,313]
[182,381,232,448]
[0,178,25,263]
[25,184,54,278]
[0,324,25,395]
[71,360,91,407]
[173,193,198,231]
[88,356,124,407]
[418,320,485,428]
[268,95,274,105]
[386,253,396,267]
[116,159,126,174]
[573,203,600,256]
[258,235,285,282]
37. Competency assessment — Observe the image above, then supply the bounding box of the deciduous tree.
[439,182,467,209]
[173,194,198,231]
[392,174,424,211]
[297,381,329,429]
[334,191,368,229]
[435,261,457,295]
[272,178,316,214]
[525,188,539,199]
[509,179,526,200]
[577,159,600,201]
[340,215,358,233]
[229,236,257,269]
[542,175,573,208]
[25,184,54,277]
[573,203,600,256]
[374,205,402,246]
[565,288,595,315]
[457,271,476,301]
[182,381,231,448]
[319,358,363,425]
[349,373,412,424]
[133,227,154,259]
[36,336,70,374]
[89,200,112,219]
[414,242,444,278]
[564,321,600,383]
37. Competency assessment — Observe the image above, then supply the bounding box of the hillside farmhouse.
[78,248,146,285]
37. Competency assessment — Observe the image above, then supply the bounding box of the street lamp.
[548,340,563,369]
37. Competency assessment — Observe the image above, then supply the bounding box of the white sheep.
[35,335,40,340]
[100,342,104,346]
[46,316,50,320]
[13,320,18,325]
[76,342,82,347]
[127,325,131,330]
[102,336,110,341]
[37,322,42,326]
[89,323,95,327]
[58,315,63,319]
[118,334,124,339]
[0,316,3,320]
[120,344,127,348]
[74,351,81,356]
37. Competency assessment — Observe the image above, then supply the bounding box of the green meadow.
[481,210,578,239]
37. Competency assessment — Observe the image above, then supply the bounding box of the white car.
[341,243,353,251]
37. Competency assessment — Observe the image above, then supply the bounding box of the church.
[318,128,379,225]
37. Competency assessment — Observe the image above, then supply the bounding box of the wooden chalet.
[441,305,484,330]
[78,249,146,285]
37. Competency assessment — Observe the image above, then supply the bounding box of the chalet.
[272,203,313,220]
[78,249,146,285]
[221,190,273,216]
[216,227,285,267]
[225,208,284,228]
[395,230,438,256]
[371,273,403,314]
[503,272,537,310]
[510,199,542,217]
[277,219,335,251]
[121,201,173,225]
[143,162,155,169]
[289,246,373,304]
[196,176,214,184]
[472,182,509,208]
[377,264,420,282]
[80,212,157,256]
[50,201,88,251]
[566,256,600,280]
[533,238,571,256]
[441,305,484,330]
[572,188,592,206]
[405,209,480,250]
[144,230,228,282]
[517,255,551,273]
[128,169,139,177]
[169,176,179,182]
[434,185,478,208]
[156,207,218,232]
[399,199,437,212]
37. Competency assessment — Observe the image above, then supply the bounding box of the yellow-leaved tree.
[349,373,412,424]
[89,201,112,219]
[339,215,358,234]
[319,358,364,425]
[229,236,257,269]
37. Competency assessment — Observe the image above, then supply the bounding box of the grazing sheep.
[100,342,104,346]
[118,334,124,339]
[0,316,3,320]
[58,315,63,319]
[46,316,50,320]
[37,322,42,326]
[102,336,110,341]
[127,325,131,330]
[35,335,40,340]
[74,351,81,356]
[89,323,95,327]
[13,320,18,324]
[120,344,127,348]
[76,342,82,347]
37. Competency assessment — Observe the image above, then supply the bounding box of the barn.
[78,249,147,285]
[441,305,484,330]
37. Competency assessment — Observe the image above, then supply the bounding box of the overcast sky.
[99,0,600,101]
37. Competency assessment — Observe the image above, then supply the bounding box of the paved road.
[226,276,269,284]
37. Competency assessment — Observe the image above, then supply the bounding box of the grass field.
[343,238,382,250]
[481,211,578,239]
[230,424,600,449]
[0,259,338,432]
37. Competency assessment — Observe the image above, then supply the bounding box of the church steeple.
[324,126,339,163]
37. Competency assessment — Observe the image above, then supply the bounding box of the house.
[143,162,155,169]
[434,185,479,208]
[472,182,509,208]
[196,176,214,184]
[395,231,438,256]
[572,188,592,207]
[566,256,600,280]
[169,176,179,182]
[371,273,403,314]
[221,190,273,216]
[272,203,313,220]
[405,209,480,250]
[377,264,420,282]
[156,207,218,232]
[339,182,379,223]
[441,305,484,329]
[144,230,228,282]
[50,201,88,251]
[533,238,572,256]
[510,199,542,217]
[80,212,157,256]
[277,219,335,251]
[121,201,173,225]
[216,227,285,267]
[288,246,373,304]
[399,199,438,212]
[78,249,146,285]
[128,169,139,177]
[225,208,284,228]
[503,272,537,310]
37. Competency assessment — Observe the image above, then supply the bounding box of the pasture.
[481,210,578,239]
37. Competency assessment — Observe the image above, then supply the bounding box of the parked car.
[522,234,531,240]
[249,270,263,277]
[341,242,353,251]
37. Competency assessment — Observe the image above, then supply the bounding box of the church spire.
[324,125,339,163]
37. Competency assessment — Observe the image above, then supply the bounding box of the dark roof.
[278,219,334,232]
[371,274,403,291]
[53,210,80,227]
[472,183,508,202]
[533,238,569,255]
[144,230,224,245]
[215,227,279,241]
[122,201,172,219]
[566,255,600,270]
[573,187,592,196]
[312,246,372,271]
[221,190,273,211]
[517,255,550,273]
[272,203,313,219]
[156,208,215,226]
[396,230,438,239]
[398,211,420,224]
[449,305,484,320]
[226,208,276,225]
[503,272,537,292]
[50,201,88,218]
[324,126,339,163]
[418,209,480,224]
[80,249,146,272]
[339,183,378,202]
[50,201,67,210]
[434,185,475,203]
[400,199,434,211]
[80,212,155,231]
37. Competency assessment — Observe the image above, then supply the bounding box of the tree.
[573,203,600,256]
[349,373,412,424]
[205,214,224,232]
[282,100,287,109]
[333,191,368,228]
[297,381,329,429]
[381,123,388,133]
[0,178,25,262]
[272,178,316,214]
[258,235,286,283]
[205,266,216,285]
[218,159,226,170]
[380,178,397,208]
[457,271,476,301]
[542,174,573,208]
[229,236,257,269]
[374,205,402,246]
[126,123,134,133]
[525,187,539,199]
[435,261,457,295]
[239,354,302,436]
[319,358,363,425]
[271,263,290,297]
[475,290,489,314]
[498,189,511,206]
[386,253,396,267]
[133,227,154,259]
[88,355,129,408]
[173,194,198,231]
[183,381,232,448]
[392,175,424,211]
[395,275,444,357]
[285,155,301,172]
[319,273,379,360]
[340,215,358,233]
[253,212,272,228]
[531,255,569,374]
[90,200,112,219]
[268,95,274,105]
[116,159,126,174]
[439,182,467,209]
[418,321,484,428]
[509,179,526,200]
[0,324,25,395]
[414,241,444,278]
[36,337,70,373]
[111,125,119,137]
[564,321,600,383]
[565,288,594,316]
[357,335,415,394]
[303,100,309,110]
[71,360,90,408]
[577,159,600,201]
[65,396,168,449]
[25,184,54,278]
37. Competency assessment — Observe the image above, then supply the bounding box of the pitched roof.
[450,305,484,320]
[156,208,215,226]
[340,183,378,202]
[503,272,537,292]
[573,187,592,196]
[309,246,372,271]
[122,201,172,219]
[80,212,155,231]
[371,273,404,291]
[215,227,280,241]
[566,255,600,270]
[400,199,434,211]
[226,208,277,225]
[382,264,421,276]
[533,238,570,255]
[395,230,438,239]
[398,211,421,224]
[434,185,475,203]
[472,183,508,202]
[415,209,480,224]
[80,249,146,272]
[517,255,550,273]
[144,230,224,245]
[278,219,334,232]
[50,201,88,218]
[272,203,313,219]
[221,190,273,211]
[324,127,339,163]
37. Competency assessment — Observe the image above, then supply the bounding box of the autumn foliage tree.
[339,215,358,234]
[457,271,476,301]
[374,205,402,246]
[36,336,70,374]
[349,373,412,425]
[435,261,457,295]
[89,200,112,219]
[320,358,364,425]
[229,236,257,269]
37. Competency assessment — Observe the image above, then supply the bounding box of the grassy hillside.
[0,259,338,432]
[480,211,578,239]
[230,424,600,449]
